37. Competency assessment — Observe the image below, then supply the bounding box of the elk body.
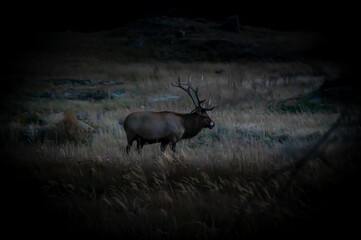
[124,75,215,153]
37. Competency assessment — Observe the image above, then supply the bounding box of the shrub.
[45,110,92,144]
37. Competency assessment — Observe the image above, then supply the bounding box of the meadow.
[1,28,360,239]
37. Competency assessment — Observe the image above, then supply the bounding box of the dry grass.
[1,61,360,239]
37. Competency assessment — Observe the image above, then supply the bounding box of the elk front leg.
[168,135,180,153]
[171,142,177,152]
[160,141,169,152]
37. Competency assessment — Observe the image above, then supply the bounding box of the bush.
[45,110,92,144]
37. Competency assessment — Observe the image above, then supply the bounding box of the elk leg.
[169,136,179,153]
[125,133,137,154]
[126,145,131,154]
[126,139,134,154]
[171,142,177,152]
[136,138,144,153]
[160,141,169,152]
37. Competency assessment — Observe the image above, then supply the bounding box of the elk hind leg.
[126,141,133,154]
[126,134,135,154]
[136,138,144,153]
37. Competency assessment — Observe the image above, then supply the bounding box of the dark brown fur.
[124,110,214,153]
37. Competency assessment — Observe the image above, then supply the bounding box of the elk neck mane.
[177,112,203,139]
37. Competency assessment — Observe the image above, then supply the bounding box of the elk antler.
[172,74,215,111]
[186,75,206,106]
[171,75,198,109]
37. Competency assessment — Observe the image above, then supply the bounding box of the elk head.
[172,74,215,129]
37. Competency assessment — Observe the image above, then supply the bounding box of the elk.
[123,75,215,153]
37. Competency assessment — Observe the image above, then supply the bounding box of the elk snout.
[209,121,215,129]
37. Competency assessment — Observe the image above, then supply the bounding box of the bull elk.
[124,75,215,153]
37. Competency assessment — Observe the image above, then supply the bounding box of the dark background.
[4,2,357,32]
[3,2,357,67]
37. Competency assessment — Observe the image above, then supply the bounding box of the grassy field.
[2,29,361,239]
